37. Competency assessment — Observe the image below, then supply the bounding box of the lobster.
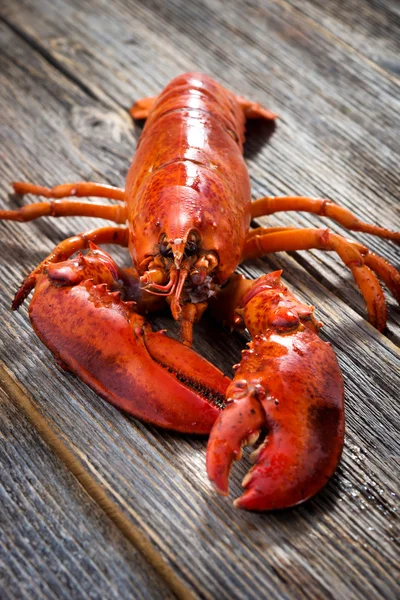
[1,73,399,511]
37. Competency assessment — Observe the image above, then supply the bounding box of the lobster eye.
[160,241,173,258]
[184,240,197,256]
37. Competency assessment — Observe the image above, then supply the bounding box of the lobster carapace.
[1,73,399,511]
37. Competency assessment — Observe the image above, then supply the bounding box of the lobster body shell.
[126,73,252,282]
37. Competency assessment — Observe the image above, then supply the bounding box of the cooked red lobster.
[1,73,399,510]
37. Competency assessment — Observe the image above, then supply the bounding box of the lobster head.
[130,183,249,318]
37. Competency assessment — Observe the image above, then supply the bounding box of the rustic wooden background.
[0,0,399,598]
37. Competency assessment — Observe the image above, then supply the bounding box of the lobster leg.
[0,200,127,223]
[12,181,125,200]
[22,245,229,433]
[130,94,277,121]
[236,96,277,120]
[0,181,127,223]
[207,272,345,510]
[250,196,400,242]
[180,302,209,347]
[245,227,400,303]
[130,95,158,119]
[242,227,400,331]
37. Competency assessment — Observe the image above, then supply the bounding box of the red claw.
[207,272,345,510]
[27,248,229,434]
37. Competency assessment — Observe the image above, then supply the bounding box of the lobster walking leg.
[0,200,127,223]
[13,226,129,309]
[362,252,400,303]
[242,227,400,331]
[0,181,127,223]
[130,96,157,119]
[250,196,400,242]
[12,181,125,200]
[245,227,400,302]
[207,271,344,510]
[236,96,277,120]
[180,302,208,347]
[130,93,277,121]
[245,226,400,302]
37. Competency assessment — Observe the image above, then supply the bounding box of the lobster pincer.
[207,272,344,510]
[24,244,229,434]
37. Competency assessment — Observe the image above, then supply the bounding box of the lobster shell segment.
[27,251,229,434]
[206,272,345,510]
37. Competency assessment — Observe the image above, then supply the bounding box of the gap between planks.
[0,361,196,600]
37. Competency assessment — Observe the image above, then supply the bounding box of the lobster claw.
[207,272,345,510]
[25,245,229,433]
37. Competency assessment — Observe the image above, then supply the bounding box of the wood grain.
[0,368,175,600]
[284,0,400,77]
[0,1,399,598]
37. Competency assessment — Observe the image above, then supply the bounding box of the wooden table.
[1,1,399,598]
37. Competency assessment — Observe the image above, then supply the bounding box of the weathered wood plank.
[0,2,399,599]
[0,370,175,600]
[283,0,400,77]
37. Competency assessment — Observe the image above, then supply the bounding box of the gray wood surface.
[285,0,400,77]
[0,369,174,600]
[0,1,399,598]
